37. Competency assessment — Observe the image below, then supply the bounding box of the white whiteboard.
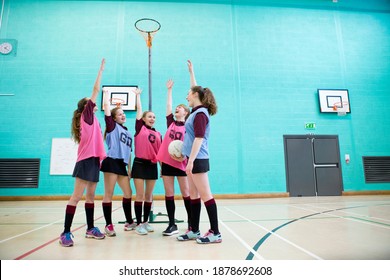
[50,138,78,175]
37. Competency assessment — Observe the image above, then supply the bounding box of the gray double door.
[283,135,343,197]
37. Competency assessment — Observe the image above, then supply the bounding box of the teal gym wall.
[0,0,389,197]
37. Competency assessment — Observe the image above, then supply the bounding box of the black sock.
[165,196,175,226]
[64,205,76,233]
[183,196,191,229]
[102,202,112,226]
[190,198,201,232]
[134,201,143,225]
[85,203,94,230]
[122,197,133,224]
[143,201,152,223]
[205,198,219,234]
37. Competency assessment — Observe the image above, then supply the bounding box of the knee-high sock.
[165,196,175,226]
[64,205,76,233]
[134,201,143,225]
[102,202,112,226]
[205,198,219,234]
[85,203,95,230]
[190,198,201,232]
[143,201,153,223]
[122,197,134,224]
[183,196,191,229]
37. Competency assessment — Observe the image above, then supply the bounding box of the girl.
[131,88,162,235]
[156,79,191,236]
[100,91,136,237]
[176,60,222,244]
[59,59,107,247]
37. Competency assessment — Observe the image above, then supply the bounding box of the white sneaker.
[143,222,154,232]
[135,224,148,235]
[124,222,137,231]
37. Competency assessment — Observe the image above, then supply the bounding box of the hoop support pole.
[148,44,152,111]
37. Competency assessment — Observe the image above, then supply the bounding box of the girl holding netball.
[59,59,107,247]
[100,91,136,237]
[176,60,222,244]
[131,88,162,235]
[156,79,191,236]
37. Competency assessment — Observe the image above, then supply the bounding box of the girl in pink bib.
[131,88,162,235]
[59,59,107,247]
[156,79,191,236]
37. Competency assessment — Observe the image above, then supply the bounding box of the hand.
[103,89,110,103]
[100,58,105,72]
[133,87,142,96]
[170,153,185,162]
[187,60,193,73]
[185,160,193,175]
[166,79,174,90]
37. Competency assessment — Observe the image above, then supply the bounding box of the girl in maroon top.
[59,59,106,247]
[131,88,162,235]
[156,79,191,236]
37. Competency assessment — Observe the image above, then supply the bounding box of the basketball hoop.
[134,18,161,111]
[333,101,349,116]
[110,98,125,108]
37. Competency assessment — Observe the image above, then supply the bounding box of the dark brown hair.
[191,86,217,116]
[71,97,89,143]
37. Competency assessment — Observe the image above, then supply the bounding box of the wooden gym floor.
[0,195,389,260]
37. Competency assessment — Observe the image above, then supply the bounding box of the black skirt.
[191,158,210,174]
[72,157,101,182]
[131,157,158,180]
[100,157,128,176]
[161,162,187,177]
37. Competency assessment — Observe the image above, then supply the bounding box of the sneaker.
[135,224,148,235]
[124,221,137,231]
[59,232,74,247]
[177,229,201,241]
[105,224,116,237]
[162,224,179,236]
[196,230,222,244]
[143,222,154,232]
[85,227,105,239]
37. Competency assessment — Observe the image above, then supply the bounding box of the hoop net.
[110,98,125,108]
[333,101,349,116]
[135,18,161,48]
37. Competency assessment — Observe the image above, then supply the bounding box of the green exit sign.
[305,122,316,130]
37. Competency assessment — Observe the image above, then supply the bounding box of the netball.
[168,140,183,158]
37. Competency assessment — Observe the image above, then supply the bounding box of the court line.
[12,206,122,260]
[293,203,390,229]
[219,218,264,260]
[224,207,323,260]
[241,204,390,260]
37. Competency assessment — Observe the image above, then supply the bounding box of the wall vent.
[363,156,390,183]
[0,159,40,188]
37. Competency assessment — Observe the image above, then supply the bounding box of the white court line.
[302,203,390,224]
[224,206,323,260]
[292,204,390,230]
[0,212,84,244]
[219,218,264,260]
[0,218,64,244]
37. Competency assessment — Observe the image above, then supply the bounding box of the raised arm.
[166,79,174,116]
[134,87,143,120]
[102,89,111,116]
[91,58,105,103]
[187,60,197,87]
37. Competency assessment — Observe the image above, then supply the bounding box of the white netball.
[168,140,184,158]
